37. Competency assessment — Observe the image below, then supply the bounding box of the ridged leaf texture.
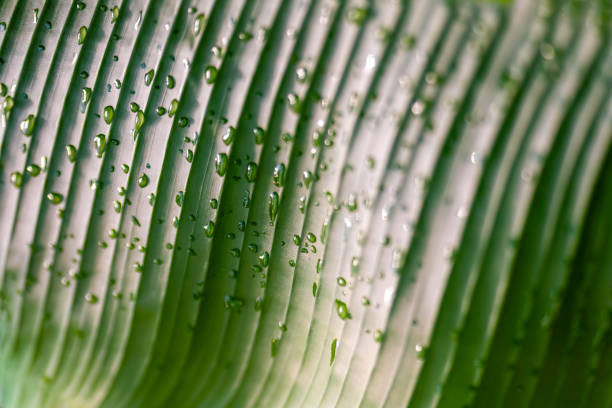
[0,0,611,407]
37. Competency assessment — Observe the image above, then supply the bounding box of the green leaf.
[0,0,611,407]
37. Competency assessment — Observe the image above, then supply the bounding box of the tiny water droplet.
[222,126,235,145]
[259,251,270,267]
[144,69,154,86]
[253,127,264,145]
[168,99,178,117]
[47,192,63,204]
[330,338,338,365]
[135,110,145,134]
[26,164,41,176]
[303,170,313,188]
[268,192,279,224]
[137,173,149,188]
[287,93,301,113]
[347,7,368,25]
[78,26,87,44]
[9,171,23,188]
[224,295,244,310]
[66,144,77,162]
[103,105,114,124]
[20,114,35,136]
[215,153,228,176]
[273,163,286,187]
[111,6,119,23]
[203,220,215,237]
[246,162,257,182]
[166,75,175,89]
[93,133,106,158]
[194,13,205,35]
[271,338,280,357]
[205,65,217,84]
[335,299,350,320]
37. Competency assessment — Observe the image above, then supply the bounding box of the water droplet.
[103,105,114,124]
[337,277,346,287]
[306,232,316,243]
[296,66,308,83]
[350,256,360,275]
[203,220,215,237]
[346,193,357,211]
[168,99,178,117]
[335,299,350,320]
[85,292,98,303]
[303,170,313,188]
[66,144,77,162]
[222,126,235,145]
[144,69,154,86]
[374,330,384,343]
[194,13,205,35]
[26,164,41,176]
[330,338,338,365]
[137,173,149,188]
[246,162,257,182]
[47,192,63,204]
[20,114,35,136]
[9,171,23,188]
[94,133,106,158]
[271,338,280,357]
[156,106,166,116]
[176,191,184,207]
[205,65,218,84]
[253,127,264,145]
[259,251,270,267]
[111,6,119,23]
[287,93,301,113]
[78,26,87,44]
[134,109,145,134]
[165,74,176,89]
[215,153,228,176]
[268,192,279,224]
[273,163,286,187]
[347,7,368,25]
[254,296,264,311]
[224,295,244,310]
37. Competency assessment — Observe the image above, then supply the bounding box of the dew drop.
[137,173,149,188]
[47,192,63,204]
[246,162,258,182]
[93,134,106,158]
[65,144,77,163]
[194,13,205,35]
[20,114,35,136]
[268,192,279,224]
[215,153,228,176]
[205,65,218,84]
[77,26,87,44]
[9,171,23,188]
[144,69,154,86]
[103,105,114,124]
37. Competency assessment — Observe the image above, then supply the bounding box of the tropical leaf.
[0,0,611,407]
